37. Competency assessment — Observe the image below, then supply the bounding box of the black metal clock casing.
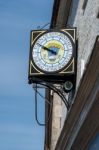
[28,28,77,84]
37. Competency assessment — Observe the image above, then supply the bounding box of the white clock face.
[32,31,73,73]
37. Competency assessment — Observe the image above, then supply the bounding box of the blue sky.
[0,0,54,149]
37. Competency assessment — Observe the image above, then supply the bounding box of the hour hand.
[37,43,57,55]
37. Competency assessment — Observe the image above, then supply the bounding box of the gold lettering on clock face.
[32,32,73,72]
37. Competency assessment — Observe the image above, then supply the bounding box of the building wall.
[50,93,67,150]
[50,0,99,149]
[70,0,99,86]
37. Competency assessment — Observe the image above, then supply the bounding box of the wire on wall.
[33,77,70,109]
[33,84,53,126]
[32,77,72,126]
[37,22,50,30]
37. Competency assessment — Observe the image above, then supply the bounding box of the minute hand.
[43,46,57,55]
[37,43,57,55]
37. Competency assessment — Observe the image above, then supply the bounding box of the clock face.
[32,31,74,73]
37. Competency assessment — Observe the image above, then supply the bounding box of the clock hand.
[43,46,57,55]
[37,43,57,55]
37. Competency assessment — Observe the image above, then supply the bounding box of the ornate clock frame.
[28,28,77,86]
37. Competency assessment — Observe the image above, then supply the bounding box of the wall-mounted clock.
[28,28,76,84]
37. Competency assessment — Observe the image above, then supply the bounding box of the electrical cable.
[37,22,50,30]
[32,77,71,126]
[34,83,53,126]
[33,86,52,105]
[33,77,70,110]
